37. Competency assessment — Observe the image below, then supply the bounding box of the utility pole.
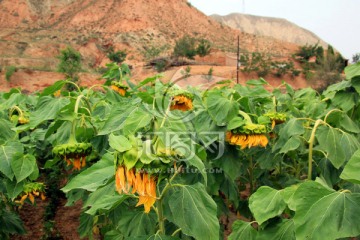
[236,35,240,84]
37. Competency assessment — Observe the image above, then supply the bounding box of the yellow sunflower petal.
[73,158,81,170]
[32,191,40,196]
[28,193,35,204]
[118,88,126,96]
[20,194,28,204]
[136,196,156,214]
[115,166,127,194]
[144,196,156,213]
[260,135,269,147]
[41,193,46,201]
[81,157,86,167]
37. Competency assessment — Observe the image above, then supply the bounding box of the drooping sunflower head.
[115,166,157,213]
[168,89,194,112]
[9,106,29,125]
[14,182,46,207]
[226,132,269,149]
[111,81,128,96]
[226,123,268,149]
[263,112,287,129]
[52,142,92,170]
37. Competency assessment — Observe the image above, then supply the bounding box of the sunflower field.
[1,62,360,240]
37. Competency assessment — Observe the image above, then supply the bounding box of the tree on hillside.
[352,53,360,63]
[57,47,82,88]
[296,42,324,63]
[173,35,198,60]
[196,39,211,57]
[173,35,212,60]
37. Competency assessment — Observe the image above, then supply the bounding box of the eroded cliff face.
[0,0,304,92]
[0,0,298,53]
[211,13,327,48]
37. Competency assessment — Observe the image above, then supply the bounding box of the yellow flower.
[14,183,47,207]
[226,131,268,149]
[54,90,61,97]
[111,85,126,96]
[170,95,193,111]
[115,166,157,213]
[41,192,46,201]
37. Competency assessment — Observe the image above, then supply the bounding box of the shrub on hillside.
[107,49,127,64]
[173,35,212,60]
[57,47,82,90]
[141,44,170,61]
[5,66,16,82]
[173,35,197,59]
[196,39,211,57]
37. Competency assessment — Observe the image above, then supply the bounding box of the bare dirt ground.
[11,198,83,240]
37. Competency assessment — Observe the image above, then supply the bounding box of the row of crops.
[1,63,360,239]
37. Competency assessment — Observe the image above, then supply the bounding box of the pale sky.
[189,0,360,60]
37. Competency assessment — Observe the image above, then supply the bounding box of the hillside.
[0,0,312,92]
[0,0,299,67]
[211,13,328,48]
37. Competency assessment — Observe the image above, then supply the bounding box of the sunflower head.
[18,116,30,125]
[111,81,128,96]
[9,107,29,125]
[53,90,61,97]
[226,123,268,149]
[226,132,269,149]
[263,112,287,129]
[52,142,92,170]
[115,166,157,213]
[168,89,194,111]
[14,182,46,207]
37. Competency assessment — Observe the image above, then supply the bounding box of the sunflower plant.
[1,63,360,240]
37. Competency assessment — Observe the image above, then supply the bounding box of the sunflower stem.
[239,110,253,124]
[157,166,183,234]
[157,199,165,234]
[70,95,84,143]
[249,156,254,194]
[171,228,182,237]
[159,97,172,128]
[9,106,24,119]
[308,119,322,180]
[272,96,277,112]
[323,109,342,123]
[64,79,82,93]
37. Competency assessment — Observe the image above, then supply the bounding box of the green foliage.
[296,42,323,61]
[271,61,295,77]
[240,52,271,77]
[5,66,16,82]
[102,62,131,85]
[196,39,211,57]
[1,62,360,240]
[0,205,26,239]
[314,45,344,85]
[142,44,170,61]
